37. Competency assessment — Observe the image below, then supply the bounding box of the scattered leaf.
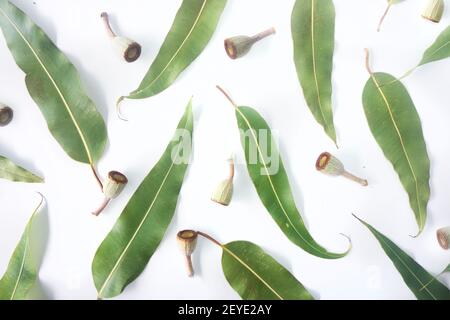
[0,155,43,183]
[118,0,227,107]
[0,195,44,300]
[291,0,337,144]
[217,87,350,259]
[221,240,315,300]
[419,25,450,66]
[355,215,450,300]
[92,101,194,299]
[0,0,107,172]
[362,56,430,235]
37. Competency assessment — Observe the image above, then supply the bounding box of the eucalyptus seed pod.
[177,230,198,277]
[101,12,142,62]
[422,0,445,23]
[224,27,276,60]
[0,104,13,127]
[211,158,234,206]
[316,152,368,187]
[103,171,128,199]
[92,171,128,216]
[436,226,450,250]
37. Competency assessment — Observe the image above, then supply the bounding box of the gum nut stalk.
[224,27,276,60]
[101,12,142,62]
[316,152,368,187]
[0,104,13,127]
[422,0,445,23]
[437,226,450,250]
[177,230,198,277]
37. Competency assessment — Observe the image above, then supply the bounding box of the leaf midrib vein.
[132,0,208,97]
[423,41,450,63]
[236,107,336,258]
[222,245,284,300]
[375,232,436,300]
[0,167,37,181]
[371,75,423,229]
[9,231,28,300]
[310,0,327,127]
[0,6,94,164]
[98,116,191,297]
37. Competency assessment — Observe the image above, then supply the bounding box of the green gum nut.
[211,179,234,206]
[103,171,128,199]
[422,0,445,23]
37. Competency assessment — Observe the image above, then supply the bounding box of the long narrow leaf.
[419,25,450,66]
[0,155,43,183]
[0,196,44,300]
[291,0,337,144]
[222,241,314,300]
[119,0,226,104]
[355,215,450,300]
[362,71,430,235]
[92,101,194,299]
[0,0,107,165]
[233,104,350,259]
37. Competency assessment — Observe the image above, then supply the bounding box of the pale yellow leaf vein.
[311,0,327,128]
[132,0,208,97]
[222,246,284,300]
[236,107,339,258]
[376,233,436,300]
[9,197,43,300]
[370,75,423,229]
[98,115,191,297]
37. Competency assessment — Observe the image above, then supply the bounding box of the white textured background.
[1,0,449,300]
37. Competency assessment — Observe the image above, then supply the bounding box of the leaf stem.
[197,231,223,248]
[101,12,116,38]
[364,48,374,75]
[216,85,238,108]
[90,164,104,191]
[378,66,418,88]
[377,3,392,32]
[116,96,128,121]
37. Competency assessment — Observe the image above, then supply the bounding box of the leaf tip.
[116,96,128,121]
[339,233,353,255]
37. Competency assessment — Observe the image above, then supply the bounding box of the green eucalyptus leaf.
[419,25,450,66]
[0,0,107,165]
[0,196,44,300]
[355,215,450,300]
[362,72,430,235]
[234,105,350,259]
[120,0,226,103]
[443,264,450,274]
[92,101,194,299]
[221,241,314,300]
[418,264,450,292]
[291,0,337,144]
[0,155,43,183]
